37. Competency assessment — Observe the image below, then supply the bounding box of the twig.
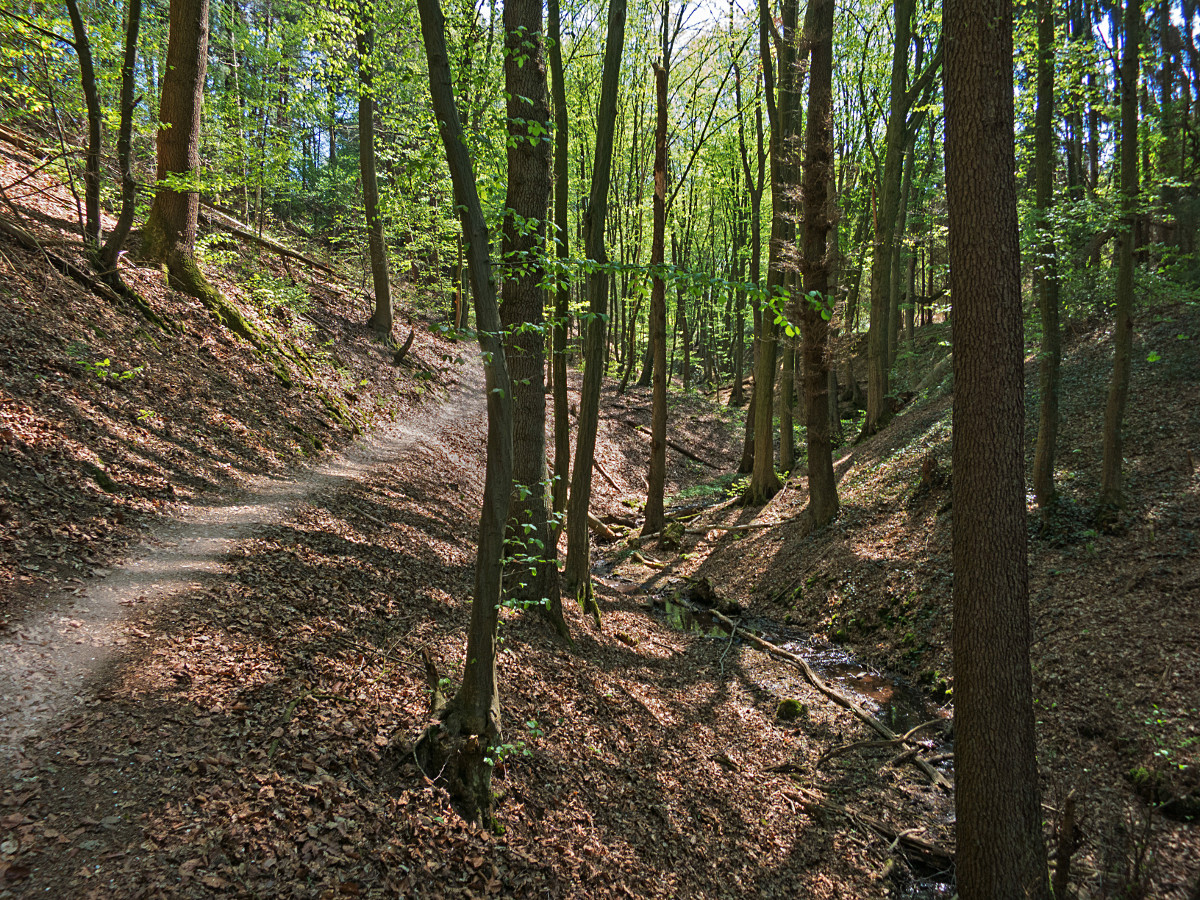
[594,456,620,490]
[718,616,741,678]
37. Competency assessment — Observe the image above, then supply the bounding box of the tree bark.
[644,60,669,536]
[141,0,220,305]
[548,0,571,532]
[356,18,393,336]
[64,0,101,255]
[798,0,838,527]
[499,0,565,636]
[563,0,626,614]
[745,0,797,505]
[99,0,143,271]
[414,0,515,824]
[1100,0,1140,516]
[1032,0,1061,510]
[944,0,1051,895]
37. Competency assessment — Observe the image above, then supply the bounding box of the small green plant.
[82,357,144,382]
[246,272,312,316]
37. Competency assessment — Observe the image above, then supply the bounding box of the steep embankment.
[0,136,457,629]
[621,304,1200,895]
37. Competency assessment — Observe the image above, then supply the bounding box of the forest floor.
[1,134,1199,899]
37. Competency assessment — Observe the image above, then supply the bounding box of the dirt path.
[0,367,483,757]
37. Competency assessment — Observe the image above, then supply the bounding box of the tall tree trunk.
[944,0,1051,895]
[141,0,220,304]
[548,0,571,533]
[779,333,796,473]
[1100,0,1141,516]
[64,0,102,254]
[100,0,143,271]
[413,0,515,825]
[644,60,669,536]
[1032,0,1061,510]
[864,0,914,435]
[563,0,627,615]
[734,66,766,473]
[499,0,565,636]
[729,189,747,407]
[798,0,838,527]
[887,136,915,372]
[356,18,393,335]
[745,0,797,505]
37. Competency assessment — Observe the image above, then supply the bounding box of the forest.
[0,0,1197,894]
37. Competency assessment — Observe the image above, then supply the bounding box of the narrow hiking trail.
[0,366,484,756]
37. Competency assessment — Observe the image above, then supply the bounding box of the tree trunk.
[414,0,515,825]
[798,0,838,527]
[548,0,571,532]
[64,0,102,254]
[141,0,220,304]
[864,0,914,436]
[944,1,1051,895]
[643,60,669,537]
[1032,0,1061,510]
[357,21,393,336]
[563,0,626,616]
[779,333,796,473]
[99,0,143,271]
[734,64,766,474]
[1100,0,1140,516]
[499,0,565,636]
[745,0,797,506]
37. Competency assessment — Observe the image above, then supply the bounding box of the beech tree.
[562,0,627,616]
[1100,0,1141,517]
[1032,0,1061,509]
[944,0,1050,894]
[354,9,393,336]
[412,0,515,824]
[797,0,837,527]
[141,0,220,304]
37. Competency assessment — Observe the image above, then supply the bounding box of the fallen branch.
[594,457,621,491]
[614,418,723,470]
[198,203,336,275]
[784,787,954,868]
[685,521,778,534]
[816,719,946,768]
[587,512,617,541]
[705,607,950,790]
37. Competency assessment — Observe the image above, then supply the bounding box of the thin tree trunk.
[1032,0,1061,509]
[944,0,1051,894]
[563,0,626,614]
[644,60,669,536]
[64,0,102,254]
[779,333,796,473]
[357,20,393,335]
[1100,0,1141,515]
[99,0,143,271]
[798,0,838,526]
[413,0,515,825]
[548,0,571,533]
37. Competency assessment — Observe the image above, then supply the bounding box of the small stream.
[595,557,955,898]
